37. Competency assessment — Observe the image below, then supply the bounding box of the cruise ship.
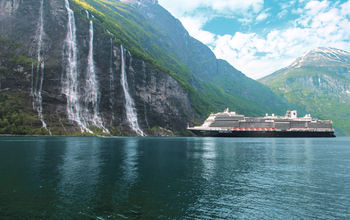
[188,109,335,137]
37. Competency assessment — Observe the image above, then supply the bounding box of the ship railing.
[231,128,277,131]
[188,127,232,131]
[188,127,279,131]
[288,128,334,132]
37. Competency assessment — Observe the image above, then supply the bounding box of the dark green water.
[0,137,349,219]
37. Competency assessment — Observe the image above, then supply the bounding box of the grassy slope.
[261,68,350,136]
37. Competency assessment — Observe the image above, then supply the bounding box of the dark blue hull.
[189,130,336,138]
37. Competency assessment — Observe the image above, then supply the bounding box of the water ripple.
[0,137,349,219]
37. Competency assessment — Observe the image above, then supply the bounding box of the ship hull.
[189,130,336,138]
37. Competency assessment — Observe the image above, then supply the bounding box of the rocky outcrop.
[0,0,21,16]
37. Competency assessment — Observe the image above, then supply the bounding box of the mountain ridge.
[290,47,350,68]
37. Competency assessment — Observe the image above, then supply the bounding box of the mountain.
[260,47,350,135]
[0,0,288,136]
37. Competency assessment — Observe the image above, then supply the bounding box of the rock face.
[0,0,21,16]
[261,47,350,135]
[0,0,193,135]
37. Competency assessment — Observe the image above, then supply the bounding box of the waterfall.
[33,0,51,135]
[109,38,114,92]
[37,62,51,135]
[84,19,99,123]
[31,60,34,100]
[84,16,109,134]
[63,0,91,133]
[62,6,109,134]
[85,10,89,19]
[120,45,144,136]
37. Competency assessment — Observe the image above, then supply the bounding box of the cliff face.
[0,0,193,135]
[261,48,350,136]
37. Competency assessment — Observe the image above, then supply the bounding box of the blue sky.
[158,0,350,79]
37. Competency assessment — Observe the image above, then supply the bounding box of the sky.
[158,0,350,79]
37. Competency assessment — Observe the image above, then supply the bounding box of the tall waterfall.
[31,60,34,98]
[63,0,91,133]
[120,45,144,136]
[84,12,109,134]
[33,0,51,135]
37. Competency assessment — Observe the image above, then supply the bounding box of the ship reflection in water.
[0,137,349,219]
[188,109,335,137]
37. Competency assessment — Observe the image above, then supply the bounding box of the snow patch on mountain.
[290,47,350,68]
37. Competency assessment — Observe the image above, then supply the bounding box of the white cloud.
[280,0,297,9]
[341,1,350,15]
[212,31,309,79]
[277,9,288,18]
[210,0,263,13]
[305,0,329,16]
[180,16,216,45]
[256,11,269,21]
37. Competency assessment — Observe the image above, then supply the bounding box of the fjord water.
[0,137,349,219]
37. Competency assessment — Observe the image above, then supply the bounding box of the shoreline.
[0,134,190,138]
[0,134,348,138]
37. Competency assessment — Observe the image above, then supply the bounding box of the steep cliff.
[261,47,350,135]
[0,0,194,135]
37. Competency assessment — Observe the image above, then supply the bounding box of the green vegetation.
[0,93,48,135]
[0,37,32,76]
[0,37,44,135]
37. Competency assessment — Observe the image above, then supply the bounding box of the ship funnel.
[285,110,297,118]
